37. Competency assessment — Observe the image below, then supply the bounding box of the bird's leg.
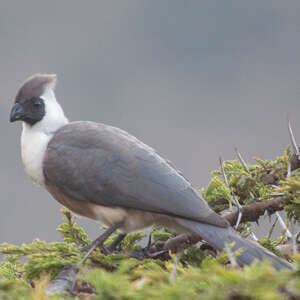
[79,222,123,265]
[106,233,127,252]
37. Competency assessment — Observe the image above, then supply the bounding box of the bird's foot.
[128,247,169,260]
[127,234,169,260]
[80,232,127,255]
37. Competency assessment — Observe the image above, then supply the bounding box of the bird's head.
[10,74,68,132]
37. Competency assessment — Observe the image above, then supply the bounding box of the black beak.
[10,103,25,122]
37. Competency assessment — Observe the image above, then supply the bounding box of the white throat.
[21,88,69,186]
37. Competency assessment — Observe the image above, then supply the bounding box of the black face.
[10,98,45,126]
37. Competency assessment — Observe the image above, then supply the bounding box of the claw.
[128,248,168,260]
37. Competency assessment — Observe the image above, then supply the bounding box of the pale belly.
[45,184,187,234]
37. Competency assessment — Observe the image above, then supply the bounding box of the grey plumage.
[43,121,292,270]
[44,121,228,228]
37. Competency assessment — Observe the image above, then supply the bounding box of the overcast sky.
[1,1,300,244]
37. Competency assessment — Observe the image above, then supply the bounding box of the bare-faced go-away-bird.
[9,74,292,270]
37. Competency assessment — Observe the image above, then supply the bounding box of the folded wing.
[44,121,228,228]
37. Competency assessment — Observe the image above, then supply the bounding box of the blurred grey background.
[1,1,300,245]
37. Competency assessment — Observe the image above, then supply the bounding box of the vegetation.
[1,148,300,299]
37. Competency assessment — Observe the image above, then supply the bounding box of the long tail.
[177,218,293,270]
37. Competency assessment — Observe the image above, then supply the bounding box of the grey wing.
[44,121,228,228]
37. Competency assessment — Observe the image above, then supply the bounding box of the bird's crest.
[15,74,57,104]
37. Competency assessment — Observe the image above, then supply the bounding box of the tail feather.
[177,219,293,270]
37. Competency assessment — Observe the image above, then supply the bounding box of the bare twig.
[267,193,285,198]
[287,120,300,170]
[170,252,181,283]
[288,119,300,156]
[286,121,298,247]
[250,232,258,241]
[235,210,243,230]
[225,242,238,268]
[235,147,250,173]
[276,212,292,239]
[220,156,232,211]
[268,216,278,239]
[219,156,229,187]
[287,161,291,178]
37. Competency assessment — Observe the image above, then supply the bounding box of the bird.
[10,73,291,270]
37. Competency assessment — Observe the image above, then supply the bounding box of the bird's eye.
[33,99,42,107]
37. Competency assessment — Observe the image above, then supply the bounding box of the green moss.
[202,176,233,212]
[121,232,146,252]
[57,207,90,246]
[152,225,175,242]
[79,259,298,300]
[259,237,285,259]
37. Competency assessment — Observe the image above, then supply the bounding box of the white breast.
[21,127,52,186]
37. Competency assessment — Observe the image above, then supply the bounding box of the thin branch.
[170,252,181,283]
[268,215,278,239]
[235,147,250,173]
[267,193,285,198]
[250,232,258,241]
[225,242,238,268]
[287,161,291,178]
[276,211,292,239]
[219,156,229,187]
[224,197,283,226]
[288,119,300,156]
[234,211,243,229]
